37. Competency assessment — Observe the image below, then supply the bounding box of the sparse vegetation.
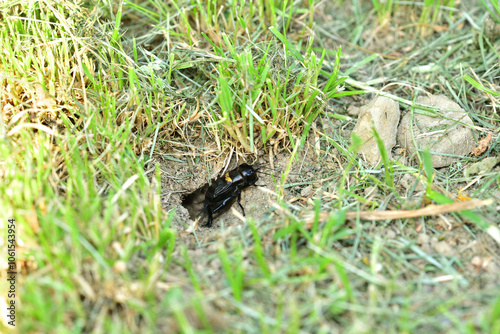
[1,0,499,333]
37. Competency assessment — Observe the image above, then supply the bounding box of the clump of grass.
[372,0,394,26]
[215,35,345,152]
[0,1,172,331]
[418,0,456,35]
[371,0,455,35]
[123,0,352,155]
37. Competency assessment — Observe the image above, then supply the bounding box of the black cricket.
[199,163,260,227]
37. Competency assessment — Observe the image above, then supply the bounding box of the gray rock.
[300,185,313,198]
[351,96,400,165]
[417,233,430,245]
[433,240,455,256]
[397,95,476,168]
[399,173,426,192]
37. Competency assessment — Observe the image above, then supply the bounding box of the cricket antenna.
[256,170,277,176]
[252,162,282,172]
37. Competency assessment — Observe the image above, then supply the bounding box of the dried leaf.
[471,132,492,156]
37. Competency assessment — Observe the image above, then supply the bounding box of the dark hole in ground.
[181,184,209,222]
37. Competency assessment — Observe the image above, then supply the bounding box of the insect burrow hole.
[180,183,210,221]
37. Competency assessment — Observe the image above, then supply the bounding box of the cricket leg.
[203,206,213,228]
[236,189,245,216]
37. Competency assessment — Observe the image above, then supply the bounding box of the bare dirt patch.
[158,139,322,242]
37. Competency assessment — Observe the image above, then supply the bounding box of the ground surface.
[1,0,500,333]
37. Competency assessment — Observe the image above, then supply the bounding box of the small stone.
[399,174,426,192]
[397,94,476,168]
[464,156,500,177]
[351,96,400,165]
[300,185,313,197]
[113,260,127,273]
[471,256,483,269]
[114,291,127,303]
[433,240,454,256]
[385,229,396,239]
[421,243,434,254]
[417,233,430,245]
[364,185,378,197]
[347,105,360,116]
